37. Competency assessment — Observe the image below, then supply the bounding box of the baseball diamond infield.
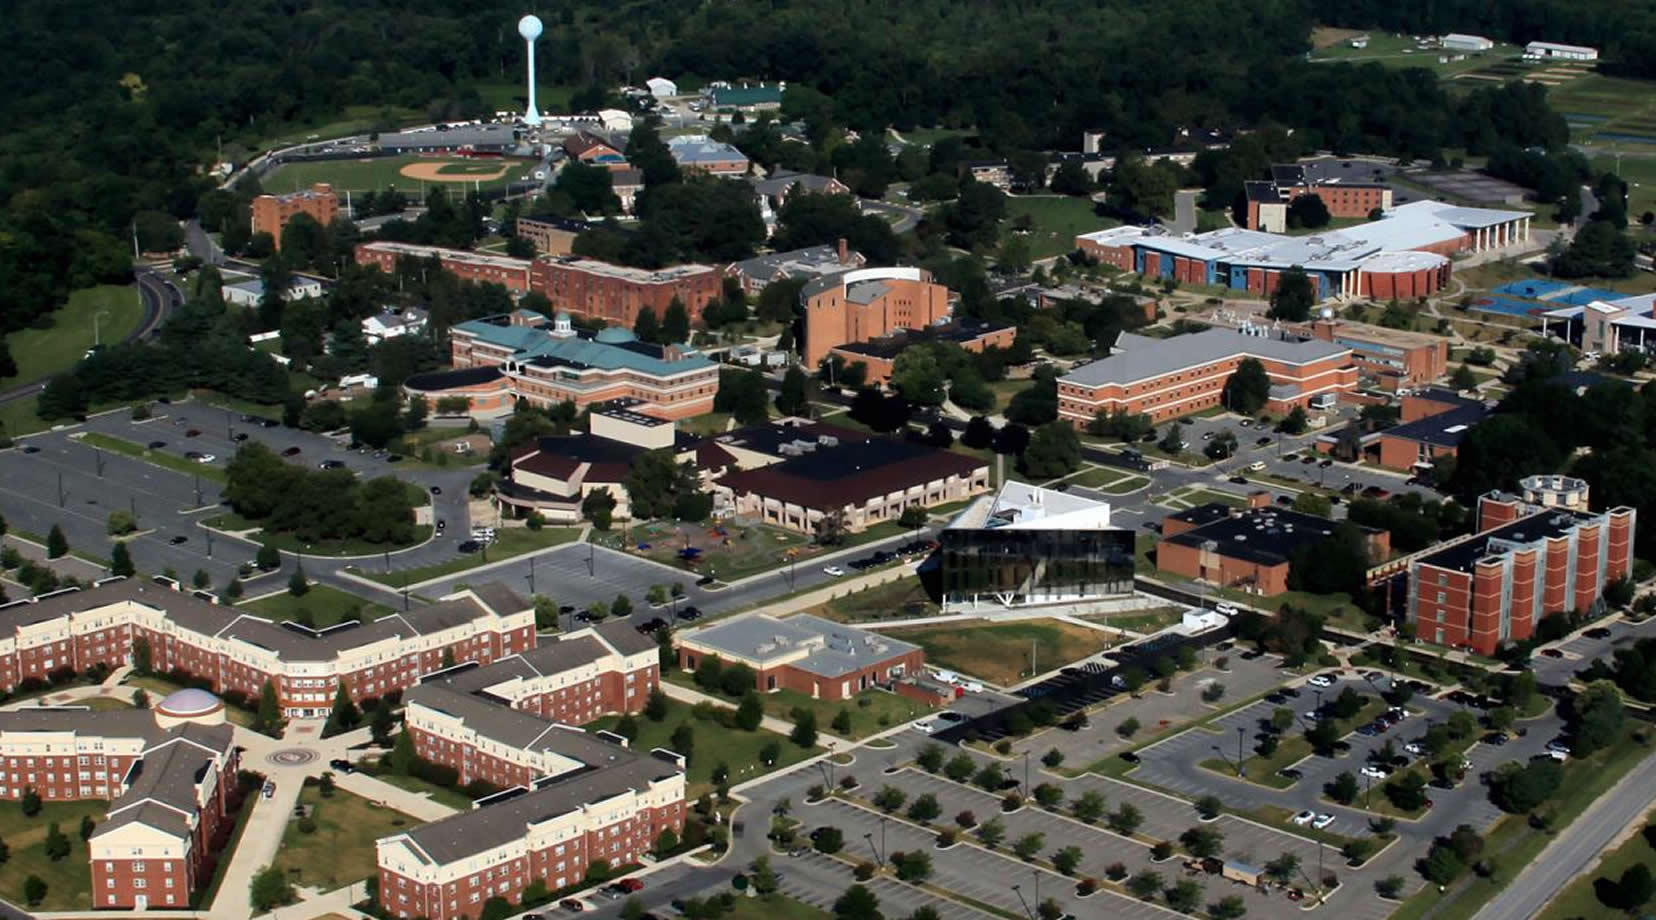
[399,160,513,182]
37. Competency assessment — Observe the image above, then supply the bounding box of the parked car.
[329,759,355,773]
[1584,627,1612,639]
[614,878,644,893]
[558,898,585,912]
[319,459,346,470]
[147,440,167,449]
[282,446,302,456]
[232,433,250,442]
[457,540,481,554]
[1360,765,1389,779]
[1229,475,1249,485]
[429,485,442,495]
[676,606,703,621]
[1312,814,1336,829]
[169,535,187,545]
[1279,768,1303,781]
[822,565,845,577]
[185,428,201,437]
[1307,673,1336,688]
[1291,810,1316,826]
[435,520,446,533]
[1540,647,1564,658]
[262,780,275,799]
[195,453,216,463]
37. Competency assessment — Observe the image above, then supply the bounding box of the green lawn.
[1536,807,1656,920]
[357,526,582,587]
[1002,195,1112,260]
[126,675,254,728]
[366,771,477,812]
[622,521,812,583]
[275,785,419,891]
[0,800,110,910]
[263,153,533,196]
[1087,607,1186,634]
[1057,466,1149,493]
[245,583,390,627]
[208,508,434,558]
[465,79,577,115]
[1307,32,1524,79]
[668,675,933,740]
[78,432,228,484]
[679,412,733,437]
[882,618,1116,686]
[1390,730,1653,920]
[719,894,832,920]
[0,286,143,394]
[588,699,817,798]
[812,575,940,624]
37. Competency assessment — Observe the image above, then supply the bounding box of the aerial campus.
[3,5,1656,920]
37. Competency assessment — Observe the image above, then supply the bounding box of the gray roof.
[845,280,889,304]
[728,245,858,285]
[0,708,164,742]
[405,684,634,767]
[683,613,919,678]
[398,754,682,865]
[1062,327,1350,388]
[0,579,522,663]
[593,618,658,656]
[666,135,748,165]
[90,721,236,842]
[750,171,842,198]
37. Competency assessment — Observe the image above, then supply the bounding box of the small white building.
[1525,40,1598,61]
[1349,35,1369,49]
[223,277,324,307]
[597,108,634,134]
[362,307,428,344]
[645,77,678,99]
[1441,33,1494,52]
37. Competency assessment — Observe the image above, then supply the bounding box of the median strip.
[76,432,227,484]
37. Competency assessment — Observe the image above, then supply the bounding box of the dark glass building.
[940,483,1135,608]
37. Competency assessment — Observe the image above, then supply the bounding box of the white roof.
[946,481,1113,532]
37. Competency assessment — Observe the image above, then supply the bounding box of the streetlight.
[1236,725,1246,778]
[863,832,880,868]
[1010,884,1034,920]
[1022,750,1031,793]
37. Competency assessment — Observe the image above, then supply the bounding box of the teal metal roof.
[710,85,784,107]
[453,319,714,377]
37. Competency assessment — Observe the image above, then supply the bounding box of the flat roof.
[833,320,1013,360]
[358,242,532,272]
[1310,319,1443,350]
[683,613,920,678]
[1062,327,1350,388]
[1381,401,1489,448]
[1416,508,1598,573]
[1165,505,1375,568]
[542,255,716,283]
[715,437,984,512]
[947,481,1113,531]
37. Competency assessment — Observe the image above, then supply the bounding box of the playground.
[620,520,814,583]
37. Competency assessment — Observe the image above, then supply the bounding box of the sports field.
[1549,75,1656,145]
[263,154,535,195]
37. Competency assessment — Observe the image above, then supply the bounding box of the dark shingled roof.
[403,366,503,392]
[715,438,985,512]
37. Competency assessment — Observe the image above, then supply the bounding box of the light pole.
[1010,884,1034,920]
[863,832,880,868]
[1236,725,1246,778]
[1023,750,1031,793]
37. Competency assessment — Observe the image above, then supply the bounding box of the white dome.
[156,687,222,717]
[518,14,544,40]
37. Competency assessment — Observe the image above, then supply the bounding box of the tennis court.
[1471,296,1546,317]
[1493,280,1573,299]
[1492,281,1631,306]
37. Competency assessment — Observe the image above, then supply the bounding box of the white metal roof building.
[1525,41,1598,60]
[1441,33,1494,51]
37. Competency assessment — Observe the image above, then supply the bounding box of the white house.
[361,307,428,344]
[645,77,677,99]
[223,277,324,307]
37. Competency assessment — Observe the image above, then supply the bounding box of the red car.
[558,899,584,912]
[615,878,644,893]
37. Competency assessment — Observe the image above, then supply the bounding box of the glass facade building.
[940,527,1136,608]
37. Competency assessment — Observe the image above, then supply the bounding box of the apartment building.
[531,257,721,327]
[800,267,953,368]
[0,579,533,716]
[436,619,661,724]
[355,242,534,293]
[251,183,340,248]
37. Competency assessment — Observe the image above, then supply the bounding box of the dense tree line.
[225,442,418,545]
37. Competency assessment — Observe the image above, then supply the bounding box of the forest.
[0,0,1625,337]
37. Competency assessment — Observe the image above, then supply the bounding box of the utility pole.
[205,531,214,558]
[130,496,137,525]
[588,540,595,577]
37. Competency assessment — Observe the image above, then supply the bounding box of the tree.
[1012,832,1046,860]
[662,298,692,344]
[1222,358,1271,416]
[670,722,695,762]
[892,849,932,882]
[735,691,763,731]
[1267,268,1316,322]
[20,788,40,817]
[1159,424,1185,454]
[1209,895,1247,919]
[1053,845,1084,875]
[1022,421,1083,479]
[1127,871,1163,900]
[1326,770,1360,805]
[833,884,882,920]
[1179,826,1224,858]
[976,817,1006,848]
[1072,789,1106,824]
[1572,680,1626,755]
[42,822,68,861]
[1264,852,1300,885]
[944,753,976,782]
[1033,783,1064,809]
[791,709,819,748]
[288,569,309,597]
[1051,161,1093,197]
[1450,364,1479,391]
[1165,878,1203,913]
[776,366,811,417]
[22,876,44,907]
[1554,220,1637,279]
[324,682,361,736]
[250,864,294,911]
[813,826,845,854]
[1286,193,1331,230]
[645,687,669,721]
[256,680,282,735]
[1194,795,1223,819]
[873,785,907,813]
[1613,863,1656,912]
[917,743,945,773]
[132,688,149,709]
[110,541,136,578]
[907,792,941,823]
[45,525,67,559]
[1109,802,1144,835]
[1375,875,1405,899]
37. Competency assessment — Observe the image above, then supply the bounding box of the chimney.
[837,237,849,265]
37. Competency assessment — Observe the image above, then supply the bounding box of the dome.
[594,327,635,345]
[156,687,222,717]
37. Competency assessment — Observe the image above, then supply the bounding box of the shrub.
[1042,748,1065,768]
[954,809,977,828]
[297,816,317,834]
[1151,841,1175,861]
[1002,792,1024,812]
[853,861,876,881]
[994,739,1013,755]
[1106,862,1128,881]
[1077,877,1098,896]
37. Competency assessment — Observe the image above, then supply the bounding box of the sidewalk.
[333,771,461,823]
[658,681,852,749]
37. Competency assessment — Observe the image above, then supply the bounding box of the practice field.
[263,154,531,194]
[880,618,1117,686]
[1549,75,1656,145]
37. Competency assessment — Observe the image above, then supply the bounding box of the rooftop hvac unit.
[818,435,840,447]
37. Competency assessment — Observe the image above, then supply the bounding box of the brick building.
[251,184,339,248]
[436,619,660,723]
[514,217,589,256]
[725,241,864,295]
[531,257,722,327]
[830,319,1017,384]
[1302,318,1448,389]
[418,312,720,420]
[0,707,240,909]
[675,614,924,701]
[1156,501,1391,596]
[1243,164,1393,232]
[800,267,953,369]
[1401,490,1635,655]
[355,242,534,293]
[1057,328,1358,426]
[1373,388,1489,471]
[0,579,533,717]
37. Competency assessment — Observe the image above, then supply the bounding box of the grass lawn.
[1535,806,1656,920]
[588,699,816,798]
[275,785,419,891]
[622,521,811,583]
[0,800,110,910]
[719,894,832,920]
[670,677,934,740]
[79,432,228,484]
[207,508,434,558]
[363,771,476,812]
[679,412,733,437]
[264,153,532,195]
[82,697,133,711]
[812,575,940,624]
[881,618,1116,686]
[1306,32,1523,79]
[1002,195,1111,260]
[1391,730,1653,920]
[245,583,391,627]
[0,286,143,393]
[354,526,582,587]
[1086,606,1186,634]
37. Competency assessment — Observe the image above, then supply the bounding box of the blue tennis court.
[1552,287,1631,305]
[1472,297,1545,317]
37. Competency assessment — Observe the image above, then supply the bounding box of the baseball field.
[262,154,536,194]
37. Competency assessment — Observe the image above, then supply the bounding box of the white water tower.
[518,14,544,126]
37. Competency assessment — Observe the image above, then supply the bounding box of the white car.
[1291,810,1316,826]
[1303,710,1322,722]
[195,453,216,463]
[1214,602,1238,616]
[1360,765,1389,780]
[1307,673,1336,688]
[1404,742,1426,756]
[1546,740,1572,757]
[912,720,936,734]
[822,566,846,577]
[1312,814,1336,830]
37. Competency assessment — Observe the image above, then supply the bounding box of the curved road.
[0,267,179,409]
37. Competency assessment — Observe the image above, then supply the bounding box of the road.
[1170,189,1200,234]
[1470,747,1656,920]
[859,199,924,234]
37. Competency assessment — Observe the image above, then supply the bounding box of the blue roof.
[453,320,714,377]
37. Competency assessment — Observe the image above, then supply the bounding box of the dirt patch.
[399,161,510,183]
[1310,26,1365,48]
[882,618,1119,686]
